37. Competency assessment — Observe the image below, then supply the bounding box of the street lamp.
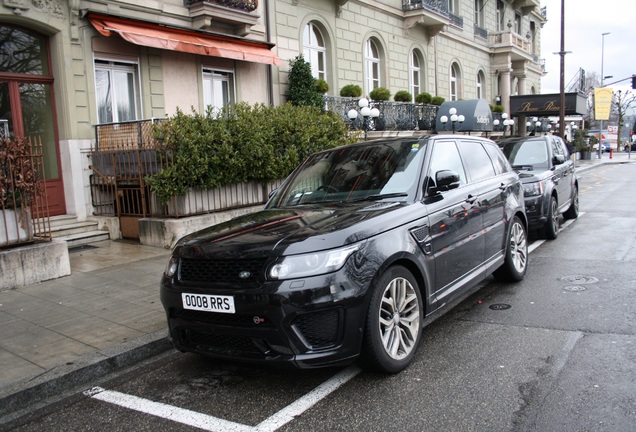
[526,116,542,135]
[598,31,610,159]
[347,97,380,140]
[439,107,465,133]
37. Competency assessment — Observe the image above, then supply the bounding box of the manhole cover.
[489,303,512,310]
[559,275,599,285]
[563,286,587,292]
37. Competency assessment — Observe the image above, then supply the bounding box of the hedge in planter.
[147,103,356,204]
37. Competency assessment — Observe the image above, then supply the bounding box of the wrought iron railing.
[324,96,439,132]
[1,136,51,248]
[402,0,449,16]
[95,118,165,150]
[449,12,463,28]
[184,0,258,12]
[474,25,488,39]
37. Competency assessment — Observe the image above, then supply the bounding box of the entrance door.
[0,25,65,216]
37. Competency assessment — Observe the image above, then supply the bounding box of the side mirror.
[428,170,460,194]
[553,154,565,165]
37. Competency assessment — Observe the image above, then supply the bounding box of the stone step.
[60,231,110,248]
[48,221,102,238]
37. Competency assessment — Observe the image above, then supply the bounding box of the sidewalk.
[0,150,633,424]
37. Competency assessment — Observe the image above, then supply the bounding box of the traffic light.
[632,75,636,89]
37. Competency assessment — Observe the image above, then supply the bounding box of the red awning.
[87,13,280,66]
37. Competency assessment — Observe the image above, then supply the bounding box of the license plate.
[181,293,235,314]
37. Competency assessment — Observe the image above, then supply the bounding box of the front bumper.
[160,272,368,369]
[524,195,548,229]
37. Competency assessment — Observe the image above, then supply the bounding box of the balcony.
[402,0,450,37]
[489,30,533,62]
[185,0,260,35]
[510,0,540,15]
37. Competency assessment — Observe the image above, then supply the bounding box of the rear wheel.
[360,266,423,374]
[544,196,559,240]
[494,216,528,282]
[563,187,579,220]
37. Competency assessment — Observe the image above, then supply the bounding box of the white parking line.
[528,213,581,254]
[84,364,361,432]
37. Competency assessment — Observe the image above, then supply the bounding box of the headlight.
[523,182,543,197]
[269,244,360,280]
[164,255,179,277]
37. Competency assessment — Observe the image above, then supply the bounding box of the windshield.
[267,139,426,208]
[500,138,549,170]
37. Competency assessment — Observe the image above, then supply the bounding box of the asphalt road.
[7,162,636,432]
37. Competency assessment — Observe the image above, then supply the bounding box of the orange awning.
[87,13,280,66]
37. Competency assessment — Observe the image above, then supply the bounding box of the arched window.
[476,71,485,99]
[303,22,326,81]
[365,38,381,93]
[450,63,460,101]
[410,50,423,99]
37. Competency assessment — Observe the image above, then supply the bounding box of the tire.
[543,196,559,240]
[360,266,423,374]
[563,186,579,220]
[493,216,528,282]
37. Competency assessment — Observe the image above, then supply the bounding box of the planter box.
[1,209,33,247]
[149,180,283,217]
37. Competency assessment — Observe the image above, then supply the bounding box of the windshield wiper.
[349,192,408,203]
[512,164,535,171]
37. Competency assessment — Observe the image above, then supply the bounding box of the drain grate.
[489,303,512,310]
[563,286,587,292]
[559,275,599,285]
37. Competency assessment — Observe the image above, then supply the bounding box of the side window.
[428,140,467,189]
[95,60,140,124]
[458,140,496,182]
[551,138,564,158]
[555,137,568,158]
[484,142,511,174]
[203,69,235,113]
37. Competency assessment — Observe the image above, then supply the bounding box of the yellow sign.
[594,87,613,121]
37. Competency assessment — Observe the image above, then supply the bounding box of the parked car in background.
[498,135,579,240]
[602,142,611,153]
[161,136,528,374]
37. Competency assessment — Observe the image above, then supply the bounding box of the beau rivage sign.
[509,93,587,117]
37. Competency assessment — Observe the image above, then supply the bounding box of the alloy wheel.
[378,277,420,360]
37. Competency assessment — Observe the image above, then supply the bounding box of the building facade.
[0,0,545,230]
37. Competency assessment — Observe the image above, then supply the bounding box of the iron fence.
[324,96,439,132]
[1,135,51,249]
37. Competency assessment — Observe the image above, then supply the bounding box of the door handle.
[465,194,477,204]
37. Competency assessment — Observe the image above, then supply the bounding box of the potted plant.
[340,84,362,98]
[574,129,593,160]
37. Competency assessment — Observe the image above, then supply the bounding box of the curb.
[0,330,172,426]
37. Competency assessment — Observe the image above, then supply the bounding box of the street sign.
[594,87,613,120]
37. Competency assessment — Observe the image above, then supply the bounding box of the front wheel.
[563,187,579,220]
[360,266,423,374]
[544,196,559,240]
[493,216,528,282]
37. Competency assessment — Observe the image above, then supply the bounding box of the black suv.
[498,135,578,239]
[161,136,528,373]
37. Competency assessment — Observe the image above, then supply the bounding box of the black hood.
[175,201,414,259]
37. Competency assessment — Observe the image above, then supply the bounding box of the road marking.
[527,213,582,254]
[84,364,361,432]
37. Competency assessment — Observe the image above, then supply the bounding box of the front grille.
[178,258,267,284]
[173,309,273,327]
[186,329,263,355]
[293,309,340,349]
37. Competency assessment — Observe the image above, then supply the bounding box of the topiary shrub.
[369,87,391,101]
[431,96,445,106]
[147,103,356,203]
[415,92,432,104]
[490,104,504,113]
[340,84,362,97]
[315,78,329,94]
[394,90,413,102]
[284,55,324,109]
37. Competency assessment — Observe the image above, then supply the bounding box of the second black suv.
[498,135,579,239]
